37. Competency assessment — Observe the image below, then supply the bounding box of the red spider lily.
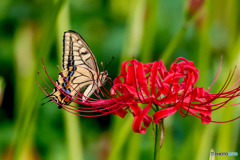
[111,57,240,134]
[38,57,240,134]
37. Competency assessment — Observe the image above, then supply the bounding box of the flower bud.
[186,0,205,19]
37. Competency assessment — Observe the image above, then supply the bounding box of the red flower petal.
[150,61,159,97]
[137,62,150,97]
[153,106,178,124]
[126,64,136,86]
[132,102,153,134]
[112,108,128,118]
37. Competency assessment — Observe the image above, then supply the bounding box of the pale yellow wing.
[62,30,99,74]
[49,31,106,106]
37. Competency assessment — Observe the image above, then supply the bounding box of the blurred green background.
[0,0,240,160]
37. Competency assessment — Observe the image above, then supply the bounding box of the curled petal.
[130,104,142,115]
[132,114,153,134]
[111,84,138,98]
[199,113,211,124]
[132,117,147,134]
[137,62,150,97]
[185,66,199,85]
[157,60,168,78]
[143,115,152,128]
[153,106,178,124]
[155,83,171,96]
[132,102,153,134]
[163,73,184,84]
[120,61,130,75]
[150,61,159,96]
[113,76,123,85]
[126,64,136,86]
[192,86,212,100]
[111,107,128,118]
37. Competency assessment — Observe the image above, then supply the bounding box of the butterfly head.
[99,70,108,85]
[104,70,108,75]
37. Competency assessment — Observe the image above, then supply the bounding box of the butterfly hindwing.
[62,30,99,73]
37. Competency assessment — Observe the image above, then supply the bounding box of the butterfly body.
[49,30,107,108]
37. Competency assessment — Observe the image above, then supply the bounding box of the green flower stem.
[153,104,162,160]
[154,120,162,160]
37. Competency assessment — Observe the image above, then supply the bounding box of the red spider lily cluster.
[39,57,240,134]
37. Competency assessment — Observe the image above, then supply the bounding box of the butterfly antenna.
[41,93,53,100]
[41,99,52,106]
[104,57,114,70]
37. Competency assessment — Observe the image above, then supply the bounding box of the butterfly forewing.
[62,30,99,73]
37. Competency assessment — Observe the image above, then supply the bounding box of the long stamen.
[208,55,222,92]
[38,71,53,91]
